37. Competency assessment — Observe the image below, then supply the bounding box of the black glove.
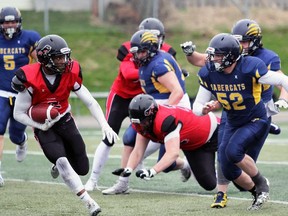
[180,41,196,56]
[112,167,132,177]
[135,168,157,180]
[181,68,189,78]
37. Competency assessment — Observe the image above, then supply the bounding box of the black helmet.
[130,30,159,67]
[0,6,22,39]
[36,34,71,74]
[231,19,262,55]
[139,17,165,47]
[206,33,242,72]
[129,94,158,130]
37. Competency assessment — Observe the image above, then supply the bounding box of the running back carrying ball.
[27,104,59,123]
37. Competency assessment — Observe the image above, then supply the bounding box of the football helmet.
[129,94,158,131]
[206,33,242,72]
[130,30,159,67]
[139,17,165,47]
[231,19,262,55]
[36,34,72,74]
[0,6,22,39]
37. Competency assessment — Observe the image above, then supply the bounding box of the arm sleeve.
[259,70,288,93]
[120,60,139,81]
[192,85,213,116]
[74,85,109,128]
[13,89,44,129]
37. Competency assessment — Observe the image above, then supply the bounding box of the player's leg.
[9,116,27,162]
[85,93,130,191]
[0,96,13,186]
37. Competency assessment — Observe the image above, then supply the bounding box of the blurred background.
[1,0,288,116]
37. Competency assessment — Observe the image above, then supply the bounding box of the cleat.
[269,122,281,135]
[16,133,28,162]
[0,174,4,187]
[85,179,99,192]
[50,165,59,179]
[86,199,101,216]
[248,177,269,210]
[247,192,269,210]
[211,191,228,208]
[102,180,129,195]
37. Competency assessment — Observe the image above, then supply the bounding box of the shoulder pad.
[11,76,26,92]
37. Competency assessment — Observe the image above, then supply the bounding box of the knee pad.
[123,125,136,147]
[10,132,27,145]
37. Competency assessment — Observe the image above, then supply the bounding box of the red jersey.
[19,61,82,114]
[132,104,217,151]
[111,41,176,99]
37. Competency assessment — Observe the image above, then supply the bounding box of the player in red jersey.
[85,17,184,192]
[113,94,218,191]
[12,34,118,216]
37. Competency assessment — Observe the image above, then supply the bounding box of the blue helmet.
[206,33,242,72]
[130,30,159,67]
[231,19,262,55]
[0,6,22,39]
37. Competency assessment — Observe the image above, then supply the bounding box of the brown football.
[27,103,59,124]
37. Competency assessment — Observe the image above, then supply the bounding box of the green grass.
[0,123,288,216]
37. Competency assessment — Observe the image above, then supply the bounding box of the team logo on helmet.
[141,31,158,44]
[247,23,261,36]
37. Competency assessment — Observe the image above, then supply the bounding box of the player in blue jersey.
[192,33,288,210]
[0,6,40,186]
[181,19,288,209]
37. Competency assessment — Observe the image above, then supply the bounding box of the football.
[27,103,59,124]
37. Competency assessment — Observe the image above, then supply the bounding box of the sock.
[56,157,84,194]
[119,176,129,183]
[78,190,92,203]
[251,172,268,193]
[90,141,111,182]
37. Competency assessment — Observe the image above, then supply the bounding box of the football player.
[192,33,288,210]
[0,6,40,186]
[113,94,218,191]
[85,18,191,194]
[12,34,118,216]
[181,19,288,209]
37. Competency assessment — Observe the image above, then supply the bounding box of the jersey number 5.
[4,55,15,70]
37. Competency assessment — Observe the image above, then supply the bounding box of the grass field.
[0,118,288,216]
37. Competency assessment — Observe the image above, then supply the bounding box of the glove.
[102,125,119,144]
[180,41,196,56]
[135,168,157,180]
[181,68,189,78]
[274,99,288,109]
[112,167,132,177]
[39,114,61,131]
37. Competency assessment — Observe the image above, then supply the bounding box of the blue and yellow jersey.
[198,56,267,126]
[253,47,281,103]
[0,30,40,93]
[139,51,186,99]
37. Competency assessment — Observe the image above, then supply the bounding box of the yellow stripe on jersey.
[151,71,170,93]
[252,77,262,104]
